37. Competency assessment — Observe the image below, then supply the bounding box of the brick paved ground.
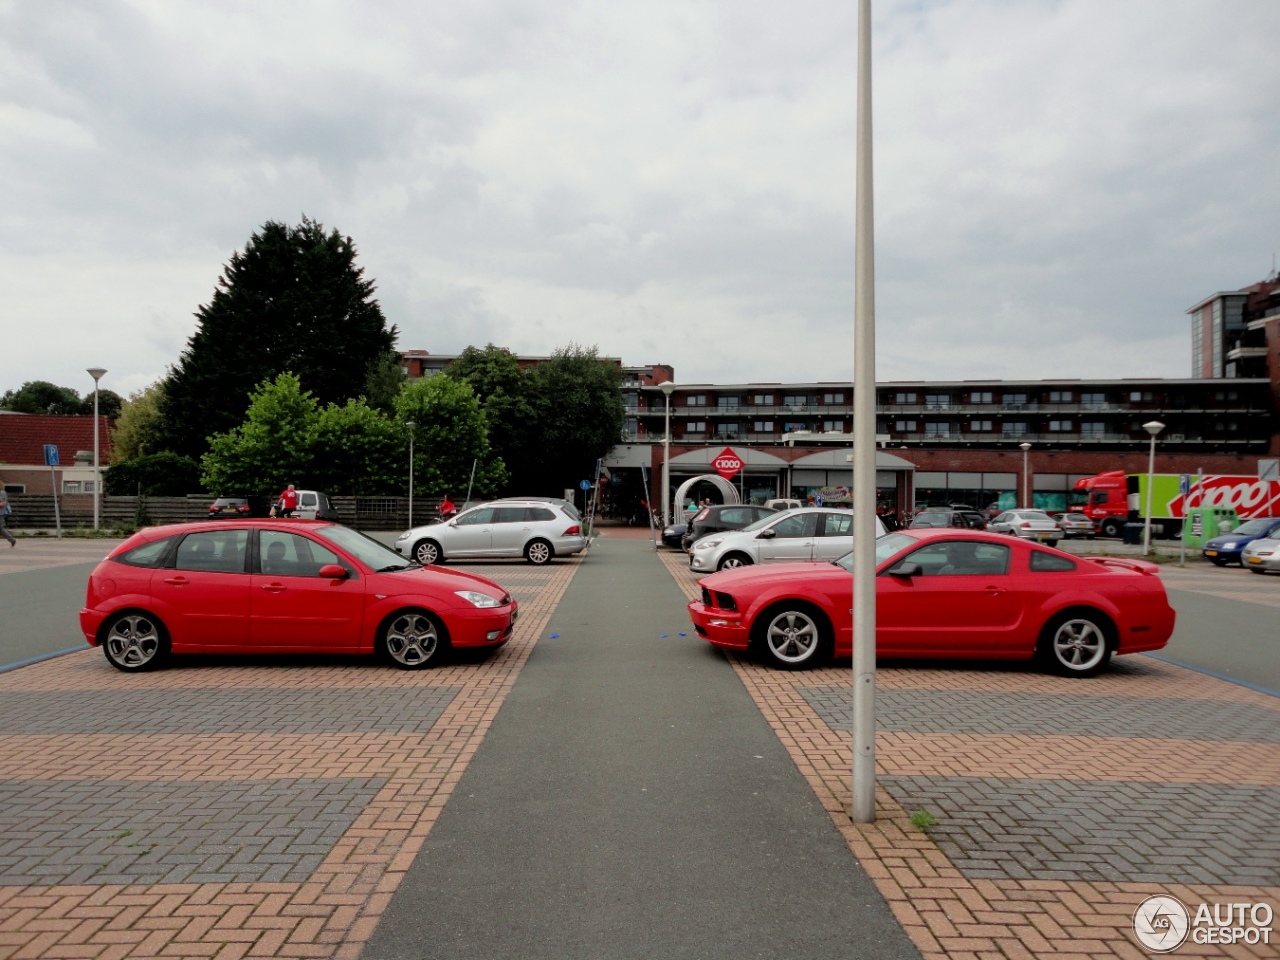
[0,554,582,960]
[658,548,1280,959]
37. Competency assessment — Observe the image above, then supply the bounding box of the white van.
[763,498,803,512]
[295,490,340,521]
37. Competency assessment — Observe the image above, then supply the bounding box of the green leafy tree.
[394,376,506,500]
[311,399,403,495]
[200,373,323,495]
[361,350,408,414]
[518,345,624,495]
[110,382,167,463]
[103,452,203,496]
[1,381,85,415]
[160,217,398,459]
[88,389,123,420]
[447,344,534,490]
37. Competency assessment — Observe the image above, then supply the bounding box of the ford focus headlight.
[455,590,502,608]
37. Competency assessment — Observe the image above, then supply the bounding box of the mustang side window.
[1030,551,1076,572]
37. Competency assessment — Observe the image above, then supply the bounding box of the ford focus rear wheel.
[102,611,169,672]
[381,610,447,669]
[1040,612,1111,677]
[757,606,828,669]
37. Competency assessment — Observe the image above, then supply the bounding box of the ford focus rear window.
[116,536,178,568]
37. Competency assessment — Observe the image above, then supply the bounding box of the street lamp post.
[1019,442,1032,509]
[660,382,676,525]
[406,421,416,529]
[1142,420,1165,555]
[87,367,107,530]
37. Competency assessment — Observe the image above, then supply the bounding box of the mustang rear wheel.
[102,611,169,672]
[1040,612,1111,677]
[757,605,828,669]
[381,610,447,669]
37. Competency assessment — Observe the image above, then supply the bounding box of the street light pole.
[1019,442,1032,509]
[1142,420,1165,555]
[87,367,107,530]
[406,421,416,529]
[660,382,676,525]
[850,0,877,825]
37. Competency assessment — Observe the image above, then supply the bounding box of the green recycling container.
[1182,507,1239,549]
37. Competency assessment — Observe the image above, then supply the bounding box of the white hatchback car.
[396,500,586,566]
[689,507,886,573]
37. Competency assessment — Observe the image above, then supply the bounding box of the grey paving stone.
[803,687,1280,742]
[0,778,384,886]
[882,775,1280,886]
[0,686,459,734]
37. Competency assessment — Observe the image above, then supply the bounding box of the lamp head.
[405,420,416,431]
[1142,420,1165,437]
[659,382,676,396]
[1019,442,1032,452]
[86,367,107,383]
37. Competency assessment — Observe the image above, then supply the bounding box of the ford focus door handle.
[261,583,287,593]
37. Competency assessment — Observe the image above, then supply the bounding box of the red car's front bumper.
[446,601,519,649]
[687,600,751,652]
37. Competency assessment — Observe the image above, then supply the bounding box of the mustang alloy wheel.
[760,607,825,669]
[382,610,446,669]
[1042,613,1112,677]
[102,612,168,672]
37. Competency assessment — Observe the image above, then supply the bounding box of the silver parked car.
[689,507,887,573]
[1055,512,1096,539]
[1241,537,1280,574]
[395,499,586,565]
[986,509,1062,546]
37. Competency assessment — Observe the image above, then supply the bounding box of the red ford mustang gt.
[687,529,1175,676]
[80,520,518,672]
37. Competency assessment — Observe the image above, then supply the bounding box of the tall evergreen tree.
[447,344,534,492]
[158,217,397,459]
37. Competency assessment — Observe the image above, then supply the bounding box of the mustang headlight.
[455,590,502,608]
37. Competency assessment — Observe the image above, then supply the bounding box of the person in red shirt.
[439,494,457,520]
[276,484,299,518]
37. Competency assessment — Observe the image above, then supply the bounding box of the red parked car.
[687,528,1175,676]
[80,520,518,672]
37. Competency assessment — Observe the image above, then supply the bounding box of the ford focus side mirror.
[318,564,348,580]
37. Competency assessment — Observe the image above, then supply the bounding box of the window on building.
[62,481,82,494]
[686,420,706,432]
[686,395,706,407]
[782,422,809,433]
[970,391,993,404]
[894,392,917,404]
[924,393,951,410]
[1129,391,1154,403]
[716,396,740,411]
[1048,391,1072,403]
[969,420,993,432]
[894,420,917,432]
[753,421,775,432]
[924,422,952,437]
[822,392,844,404]
[1081,392,1106,408]
[822,420,843,432]
[1048,420,1072,432]
[752,394,772,405]
[715,422,739,437]
[1002,393,1028,408]
[1001,422,1028,436]
[1081,422,1106,436]
[782,394,810,408]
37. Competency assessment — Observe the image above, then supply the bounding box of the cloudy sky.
[3,0,1278,400]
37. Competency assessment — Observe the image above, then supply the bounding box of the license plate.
[1036,532,1050,541]
[1247,557,1261,564]
[1205,550,1218,556]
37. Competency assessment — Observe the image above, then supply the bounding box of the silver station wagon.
[396,499,587,566]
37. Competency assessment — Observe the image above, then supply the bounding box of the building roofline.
[641,377,1270,391]
[1185,291,1247,314]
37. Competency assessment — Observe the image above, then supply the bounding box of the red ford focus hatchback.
[688,528,1175,676]
[80,520,518,672]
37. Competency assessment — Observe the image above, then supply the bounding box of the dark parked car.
[908,507,987,530]
[682,504,778,550]
[208,496,271,519]
[661,522,688,549]
[1202,517,1280,566]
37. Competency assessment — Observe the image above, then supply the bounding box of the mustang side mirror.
[318,564,348,580]
[888,560,922,578]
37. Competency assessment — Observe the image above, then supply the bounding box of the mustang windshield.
[835,532,916,572]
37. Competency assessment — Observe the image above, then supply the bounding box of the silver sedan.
[986,510,1063,546]
[1241,537,1280,574]
[688,508,886,573]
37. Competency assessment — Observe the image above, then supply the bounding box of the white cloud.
[2,0,1277,398]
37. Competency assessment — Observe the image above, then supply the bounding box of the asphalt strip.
[363,538,920,960]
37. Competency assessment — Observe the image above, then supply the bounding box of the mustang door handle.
[162,576,189,586]
[983,586,1006,596]
[261,583,287,593]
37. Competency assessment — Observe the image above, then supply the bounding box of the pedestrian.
[439,494,457,520]
[276,484,299,518]
[0,487,15,547]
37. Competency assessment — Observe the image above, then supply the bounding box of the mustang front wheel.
[758,606,827,669]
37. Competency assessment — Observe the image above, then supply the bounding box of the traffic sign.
[1179,474,1189,496]
[579,479,592,491]
[43,444,59,467]
[711,447,744,481]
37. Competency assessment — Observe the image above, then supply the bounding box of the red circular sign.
[712,447,744,480]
